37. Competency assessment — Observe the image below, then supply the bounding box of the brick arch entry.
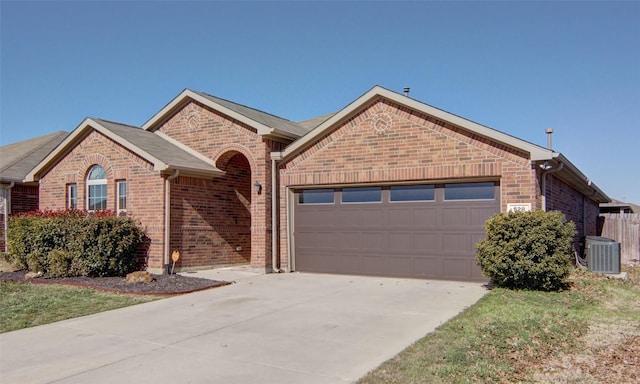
[214,150,253,266]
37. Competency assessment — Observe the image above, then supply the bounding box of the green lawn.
[359,267,640,383]
[0,281,158,333]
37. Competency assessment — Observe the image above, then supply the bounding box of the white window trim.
[67,184,77,209]
[116,180,127,214]
[86,166,107,211]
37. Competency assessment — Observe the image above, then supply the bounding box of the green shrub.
[6,210,145,277]
[5,215,33,270]
[47,249,76,278]
[26,250,47,274]
[476,210,576,291]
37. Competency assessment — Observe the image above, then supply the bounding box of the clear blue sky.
[1,1,639,203]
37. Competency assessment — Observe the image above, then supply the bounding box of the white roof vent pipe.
[545,128,554,149]
[403,87,410,96]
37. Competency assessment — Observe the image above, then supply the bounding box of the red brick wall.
[277,98,539,270]
[11,185,39,213]
[1,184,39,252]
[156,100,287,271]
[545,174,600,247]
[38,131,166,269]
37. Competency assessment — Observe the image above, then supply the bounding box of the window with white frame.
[116,180,126,214]
[86,165,107,211]
[67,184,77,209]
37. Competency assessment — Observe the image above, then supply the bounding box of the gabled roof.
[0,131,68,183]
[282,85,554,161]
[279,85,609,203]
[143,89,311,140]
[26,118,223,182]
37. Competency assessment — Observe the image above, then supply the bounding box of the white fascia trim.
[142,89,274,136]
[165,166,223,178]
[282,86,554,161]
[265,128,300,141]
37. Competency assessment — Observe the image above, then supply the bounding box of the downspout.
[540,161,563,211]
[3,182,15,253]
[271,152,283,273]
[164,170,179,274]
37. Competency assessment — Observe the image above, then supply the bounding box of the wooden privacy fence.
[599,213,640,265]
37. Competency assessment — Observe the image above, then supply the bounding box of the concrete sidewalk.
[0,272,488,384]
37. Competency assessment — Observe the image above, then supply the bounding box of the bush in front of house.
[6,210,145,277]
[476,210,576,291]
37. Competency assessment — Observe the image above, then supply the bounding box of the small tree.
[476,210,576,291]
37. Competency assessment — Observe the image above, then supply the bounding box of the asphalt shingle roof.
[297,112,337,132]
[93,118,220,173]
[192,91,315,137]
[0,131,68,182]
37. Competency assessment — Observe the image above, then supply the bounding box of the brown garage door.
[293,182,499,281]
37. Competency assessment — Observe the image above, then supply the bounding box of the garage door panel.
[335,253,362,274]
[361,254,388,275]
[442,208,468,226]
[294,184,498,281]
[388,207,438,228]
[338,232,362,250]
[442,233,471,251]
[295,251,325,271]
[442,258,472,280]
[414,232,440,251]
[414,257,441,278]
[358,209,384,227]
[385,255,413,276]
[388,208,411,226]
[413,207,438,226]
[362,232,385,250]
[388,233,413,250]
[470,207,498,225]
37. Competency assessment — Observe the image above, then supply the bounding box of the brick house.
[20,85,608,280]
[1,131,68,252]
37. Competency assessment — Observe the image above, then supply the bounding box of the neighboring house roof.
[600,199,640,213]
[0,131,68,183]
[142,89,312,140]
[25,118,223,182]
[279,85,609,203]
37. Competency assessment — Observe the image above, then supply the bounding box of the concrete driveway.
[0,270,488,384]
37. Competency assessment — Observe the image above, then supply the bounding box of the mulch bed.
[0,270,230,296]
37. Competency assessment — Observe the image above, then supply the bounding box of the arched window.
[87,165,107,210]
